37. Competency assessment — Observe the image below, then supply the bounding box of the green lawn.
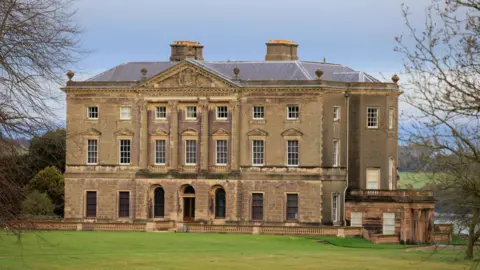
[0,231,471,270]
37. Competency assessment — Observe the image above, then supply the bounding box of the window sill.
[250,120,265,124]
[154,119,167,122]
[285,119,301,124]
[86,163,98,166]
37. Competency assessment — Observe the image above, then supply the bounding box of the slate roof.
[86,59,380,83]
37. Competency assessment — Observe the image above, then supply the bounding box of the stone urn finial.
[392,74,400,84]
[141,68,148,80]
[66,70,74,81]
[315,69,323,80]
[233,66,240,80]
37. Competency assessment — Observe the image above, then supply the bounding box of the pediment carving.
[143,64,232,89]
[150,128,169,136]
[114,128,134,136]
[181,128,199,136]
[247,128,268,136]
[82,128,102,136]
[281,128,303,137]
[211,128,230,136]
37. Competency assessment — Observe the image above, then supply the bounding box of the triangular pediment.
[150,128,169,136]
[281,128,303,137]
[114,128,134,136]
[211,128,230,136]
[247,128,268,136]
[181,128,199,136]
[141,61,237,89]
[82,128,102,136]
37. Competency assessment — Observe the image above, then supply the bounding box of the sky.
[54,0,435,120]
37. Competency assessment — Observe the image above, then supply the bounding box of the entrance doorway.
[182,185,195,221]
[183,197,195,221]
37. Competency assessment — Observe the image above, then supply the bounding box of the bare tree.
[0,0,83,231]
[396,0,480,260]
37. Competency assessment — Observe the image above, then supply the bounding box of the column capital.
[168,100,178,109]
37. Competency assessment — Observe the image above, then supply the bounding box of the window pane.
[287,105,299,119]
[332,194,339,222]
[119,192,130,217]
[155,140,166,164]
[186,106,197,119]
[120,107,131,120]
[287,140,298,166]
[366,168,380,189]
[185,140,196,164]
[87,139,98,164]
[388,107,394,130]
[252,193,263,220]
[215,188,226,218]
[86,191,97,217]
[156,106,166,119]
[252,140,264,165]
[120,140,131,164]
[333,106,340,121]
[253,106,264,119]
[286,194,298,220]
[367,107,378,128]
[88,106,98,119]
[216,140,228,165]
[216,106,228,119]
[333,140,339,167]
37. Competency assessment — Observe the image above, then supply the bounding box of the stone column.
[169,101,179,171]
[139,100,148,169]
[230,99,241,171]
[200,100,209,172]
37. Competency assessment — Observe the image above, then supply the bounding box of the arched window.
[215,188,226,218]
[154,187,165,217]
[184,185,195,194]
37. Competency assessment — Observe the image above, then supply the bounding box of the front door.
[183,197,195,221]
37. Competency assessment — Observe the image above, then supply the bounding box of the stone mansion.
[62,40,435,243]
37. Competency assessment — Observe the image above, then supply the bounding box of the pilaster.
[139,100,148,169]
[230,98,241,171]
[200,100,209,171]
[169,101,179,171]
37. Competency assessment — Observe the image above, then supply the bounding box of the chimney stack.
[265,40,298,61]
[170,41,204,61]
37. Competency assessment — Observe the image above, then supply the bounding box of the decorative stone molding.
[281,128,303,137]
[150,128,169,136]
[82,128,102,136]
[211,128,230,137]
[181,128,199,136]
[114,128,134,137]
[246,128,268,137]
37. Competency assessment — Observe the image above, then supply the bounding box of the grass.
[0,231,472,270]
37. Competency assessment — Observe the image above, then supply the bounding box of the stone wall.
[65,177,324,224]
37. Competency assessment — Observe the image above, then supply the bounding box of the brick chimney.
[265,40,298,61]
[170,41,204,61]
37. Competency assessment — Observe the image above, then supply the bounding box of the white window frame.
[120,106,132,120]
[286,140,299,166]
[333,106,340,121]
[366,168,380,190]
[383,213,395,235]
[186,106,197,120]
[184,140,197,165]
[367,107,379,128]
[216,140,228,166]
[252,140,264,166]
[287,105,299,120]
[119,139,131,165]
[333,140,340,167]
[216,106,228,120]
[156,106,167,120]
[388,107,394,130]
[86,139,98,165]
[155,140,166,165]
[252,106,264,120]
[351,212,363,227]
[332,193,339,223]
[87,106,98,120]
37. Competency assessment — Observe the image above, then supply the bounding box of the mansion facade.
[63,40,435,243]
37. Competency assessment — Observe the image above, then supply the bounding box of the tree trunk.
[466,231,474,260]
